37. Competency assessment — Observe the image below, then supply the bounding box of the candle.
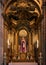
[7,39,10,48]
[37,40,39,48]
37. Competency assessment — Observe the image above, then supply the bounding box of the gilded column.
[11,30,14,51]
[38,26,42,52]
[4,25,8,53]
[31,31,34,57]
[15,31,18,54]
[29,32,31,52]
[29,31,34,57]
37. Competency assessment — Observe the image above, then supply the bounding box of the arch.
[4,0,41,15]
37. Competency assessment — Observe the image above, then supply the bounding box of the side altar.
[2,0,43,64]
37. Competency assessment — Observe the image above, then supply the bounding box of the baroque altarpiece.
[2,0,43,63]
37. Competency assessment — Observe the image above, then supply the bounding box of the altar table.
[9,62,38,65]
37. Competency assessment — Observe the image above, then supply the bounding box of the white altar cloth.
[9,62,38,65]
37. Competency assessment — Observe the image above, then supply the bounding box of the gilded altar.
[6,29,34,62]
[2,0,43,64]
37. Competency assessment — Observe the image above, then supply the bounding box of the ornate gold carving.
[20,53,26,60]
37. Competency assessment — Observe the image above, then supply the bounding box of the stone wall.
[0,3,3,65]
[41,2,46,65]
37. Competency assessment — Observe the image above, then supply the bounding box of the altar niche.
[18,29,28,54]
[12,28,34,62]
[17,29,29,61]
[5,27,35,63]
